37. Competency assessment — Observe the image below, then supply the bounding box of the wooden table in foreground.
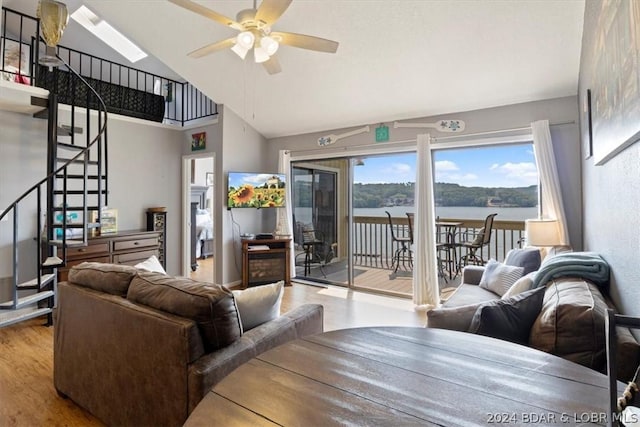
[185,327,619,426]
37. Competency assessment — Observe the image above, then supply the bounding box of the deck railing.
[352,215,525,270]
[1,6,217,126]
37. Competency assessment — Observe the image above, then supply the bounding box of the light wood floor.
[189,256,214,282]
[0,282,429,426]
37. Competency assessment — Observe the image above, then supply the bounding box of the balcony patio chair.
[605,309,640,427]
[434,216,459,282]
[295,224,335,277]
[386,211,412,273]
[457,213,497,267]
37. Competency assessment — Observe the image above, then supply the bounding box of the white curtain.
[531,120,570,246]
[412,134,440,308]
[277,149,296,278]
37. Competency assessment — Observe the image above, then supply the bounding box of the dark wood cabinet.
[57,230,161,281]
[146,209,167,269]
[241,238,291,288]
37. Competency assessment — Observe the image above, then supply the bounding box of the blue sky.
[353,143,538,188]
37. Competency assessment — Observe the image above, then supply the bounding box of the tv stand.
[241,238,291,288]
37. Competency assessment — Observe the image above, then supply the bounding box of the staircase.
[0,56,108,328]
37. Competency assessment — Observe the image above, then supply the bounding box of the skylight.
[70,5,147,63]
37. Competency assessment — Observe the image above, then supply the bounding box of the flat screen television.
[227,172,286,208]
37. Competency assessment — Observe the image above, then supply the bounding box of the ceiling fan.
[168,0,339,74]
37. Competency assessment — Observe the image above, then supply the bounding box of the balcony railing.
[352,215,525,270]
[1,6,217,126]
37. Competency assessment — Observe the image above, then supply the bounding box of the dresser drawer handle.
[78,248,86,252]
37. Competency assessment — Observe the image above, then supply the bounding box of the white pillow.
[135,255,166,275]
[232,281,284,331]
[479,259,524,297]
[502,271,537,299]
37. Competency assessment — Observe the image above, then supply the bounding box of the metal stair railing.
[0,53,108,328]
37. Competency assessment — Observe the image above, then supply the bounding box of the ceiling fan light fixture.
[236,31,255,49]
[253,46,270,63]
[231,43,249,59]
[260,36,279,56]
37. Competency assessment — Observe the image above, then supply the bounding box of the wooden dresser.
[57,230,161,282]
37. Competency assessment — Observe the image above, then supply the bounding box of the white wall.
[579,0,640,320]
[219,106,268,285]
[0,110,47,300]
[179,112,223,282]
[266,96,582,251]
[0,109,185,292]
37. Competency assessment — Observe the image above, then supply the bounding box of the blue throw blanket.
[531,252,610,290]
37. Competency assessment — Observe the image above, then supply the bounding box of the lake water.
[355,206,538,221]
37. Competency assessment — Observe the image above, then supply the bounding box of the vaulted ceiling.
[4,1,585,138]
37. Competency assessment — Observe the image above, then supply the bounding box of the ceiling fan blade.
[188,37,236,58]
[168,0,244,31]
[262,55,282,75]
[255,0,292,26]
[271,31,339,53]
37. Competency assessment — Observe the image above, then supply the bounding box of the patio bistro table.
[184,327,620,426]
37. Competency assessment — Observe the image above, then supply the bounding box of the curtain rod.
[286,119,576,156]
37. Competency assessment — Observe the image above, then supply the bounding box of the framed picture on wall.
[191,132,206,151]
[590,0,640,164]
[582,89,593,159]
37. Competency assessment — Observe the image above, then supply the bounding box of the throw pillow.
[468,286,546,345]
[68,262,139,296]
[135,255,166,275]
[504,248,542,275]
[232,281,284,331]
[127,272,242,352]
[501,271,537,299]
[478,259,524,297]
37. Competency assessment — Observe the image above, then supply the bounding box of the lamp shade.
[260,36,279,56]
[525,219,561,246]
[253,46,270,63]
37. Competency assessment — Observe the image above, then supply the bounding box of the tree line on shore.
[352,182,537,208]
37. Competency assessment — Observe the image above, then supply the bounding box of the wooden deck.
[296,259,461,298]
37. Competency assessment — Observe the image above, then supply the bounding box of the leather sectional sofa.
[53,262,323,426]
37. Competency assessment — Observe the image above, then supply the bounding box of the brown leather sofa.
[53,263,323,427]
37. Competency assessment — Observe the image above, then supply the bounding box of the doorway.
[290,153,416,298]
[182,154,215,282]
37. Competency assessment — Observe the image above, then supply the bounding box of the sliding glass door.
[290,154,416,297]
[292,164,340,284]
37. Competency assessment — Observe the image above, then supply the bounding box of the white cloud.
[489,162,538,185]
[489,163,499,170]
[381,162,413,177]
[435,160,459,171]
